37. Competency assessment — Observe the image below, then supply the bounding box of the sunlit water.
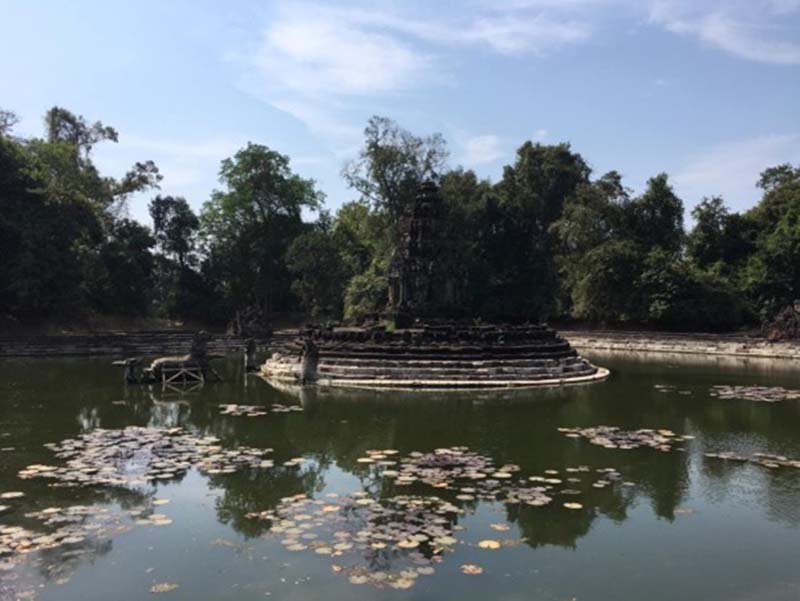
[1,352,799,600]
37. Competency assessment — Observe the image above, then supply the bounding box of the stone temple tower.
[386,180,444,328]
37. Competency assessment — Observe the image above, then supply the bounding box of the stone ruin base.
[260,321,609,391]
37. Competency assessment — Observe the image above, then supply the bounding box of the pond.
[1,352,800,600]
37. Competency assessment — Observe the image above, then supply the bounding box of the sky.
[1,0,798,225]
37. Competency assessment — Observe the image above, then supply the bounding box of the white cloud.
[672,133,800,212]
[256,15,433,97]
[462,134,505,165]
[449,14,590,54]
[358,11,591,55]
[240,2,595,149]
[649,1,800,65]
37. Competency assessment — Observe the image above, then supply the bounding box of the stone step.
[319,367,592,379]
[278,346,577,361]
[283,340,572,353]
[317,364,576,377]
[312,356,585,369]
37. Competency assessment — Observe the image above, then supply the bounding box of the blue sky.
[1,0,798,225]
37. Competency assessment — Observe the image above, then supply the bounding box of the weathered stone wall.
[0,331,285,357]
[564,330,800,360]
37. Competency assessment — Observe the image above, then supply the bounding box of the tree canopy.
[1,107,797,333]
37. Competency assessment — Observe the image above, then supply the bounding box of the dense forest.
[1,107,799,332]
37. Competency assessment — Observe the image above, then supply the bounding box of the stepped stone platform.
[261,323,609,390]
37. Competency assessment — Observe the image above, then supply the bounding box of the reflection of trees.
[5,353,800,565]
[210,465,328,538]
[34,535,114,586]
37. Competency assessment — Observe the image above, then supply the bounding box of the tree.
[149,195,199,267]
[286,215,347,319]
[31,107,161,215]
[343,116,448,222]
[687,197,729,267]
[200,143,323,315]
[624,173,683,255]
[438,168,493,316]
[568,239,644,323]
[0,134,100,316]
[87,219,156,316]
[0,106,162,319]
[491,142,592,319]
[551,172,631,317]
[0,110,19,137]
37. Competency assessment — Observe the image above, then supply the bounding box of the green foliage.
[343,116,448,222]
[0,135,95,315]
[570,239,644,323]
[86,219,156,316]
[625,173,684,254]
[200,143,323,314]
[344,260,389,323]
[286,217,348,319]
[149,195,199,267]
[492,142,592,319]
[0,106,161,319]
[1,106,796,333]
[0,110,19,137]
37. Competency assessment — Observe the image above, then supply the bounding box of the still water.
[1,352,799,600]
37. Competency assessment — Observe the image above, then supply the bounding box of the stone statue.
[300,337,319,384]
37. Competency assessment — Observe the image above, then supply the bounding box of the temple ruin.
[261,182,608,390]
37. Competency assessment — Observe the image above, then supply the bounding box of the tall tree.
[200,143,323,314]
[491,142,592,320]
[87,219,156,316]
[343,116,448,222]
[149,195,199,267]
[625,173,684,254]
[0,109,19,137]
[286,214,348,319]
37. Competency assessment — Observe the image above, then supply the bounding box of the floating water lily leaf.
[559,425,689,452]
[710,384,800,403]
[150,582,179,594]
[477,539,501,549]
[461,564,483,575]
[563,502,583,510]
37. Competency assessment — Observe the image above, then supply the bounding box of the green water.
[1,352,800,600]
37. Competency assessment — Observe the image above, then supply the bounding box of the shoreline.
[563,330,800,361]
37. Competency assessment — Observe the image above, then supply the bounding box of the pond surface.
[1,352,800,600]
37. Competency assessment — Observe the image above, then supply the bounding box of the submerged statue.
[114,331,222,384]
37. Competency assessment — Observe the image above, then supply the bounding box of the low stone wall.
[0,331,285,358]
[563,330,800,361]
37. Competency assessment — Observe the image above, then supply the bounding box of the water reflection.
[0,354,799,600]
